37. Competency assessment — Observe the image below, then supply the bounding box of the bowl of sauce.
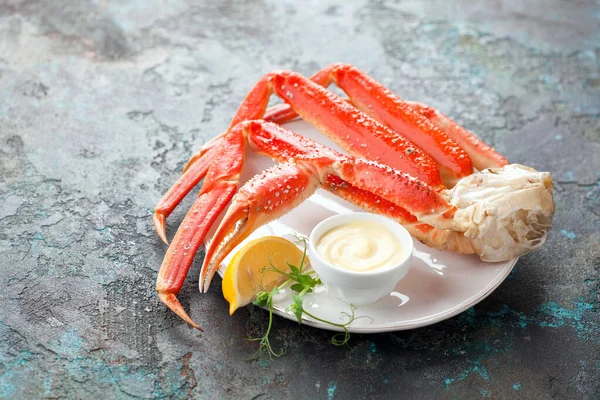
[308,212,414,306]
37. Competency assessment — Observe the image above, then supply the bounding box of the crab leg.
[265,97,508,174]
[155,124,247,329]
[153,137,224,244]
[154,104,295,243]
[262,64,508,182]
[405,101,508,170]
[153,70,444,242]
[200,121,455,291]
[262,95,508,173]
[311,64,473,184]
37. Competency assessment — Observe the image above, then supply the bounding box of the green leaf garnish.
[247,235,369,359]
[290,283,305,293]
[252,291,270,308]
[290,295,304,323]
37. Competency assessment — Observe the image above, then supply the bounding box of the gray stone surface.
[0,0,599,398]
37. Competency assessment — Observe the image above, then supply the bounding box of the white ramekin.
[308,212,414,306]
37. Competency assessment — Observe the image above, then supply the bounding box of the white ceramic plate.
[215,120,518,333]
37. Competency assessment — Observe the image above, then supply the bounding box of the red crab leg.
[291,63,473,186]
[155,104,296,244]
[182,134,224,174]
[266,99,507,173]
[153,71,443,242]
[200,121,455,291]
[153,77,277,244]
[155,76,289,325]
[155,71,448,325]
[153,137,224,244]
[264,64,506,174]
[322,174,446,239]
[269,72,443,187]
[263,103,301,125]
[155,124,248,329]
[405,101,508,170]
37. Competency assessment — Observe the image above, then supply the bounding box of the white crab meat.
[447,164,555,261]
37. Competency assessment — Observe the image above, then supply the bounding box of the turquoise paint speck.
[519,315,528,329]
[262,376,270,385]
[560,229,577,240]
[383,378,389,384]
[33,231,44,240]
[0,381,16,398]
[472,363,489,380]
[481,389,492,397]
[43,375,53,396]
[513,383,522,390]
[445,300,598,389]
[369,342,377,353]
[564,171,576,181]
[444,378,454,389]
[537,300,598,340]
[327,381,337,400]
[56,328,85,358]
[555,134,563,140]
[258,358,270,370]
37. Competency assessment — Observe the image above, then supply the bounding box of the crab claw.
[155,180,238,330]
[200,161,320,292]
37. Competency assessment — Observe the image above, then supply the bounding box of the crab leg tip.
[153,212,168,245]
[158,292,204,331]
[200,280,210,294]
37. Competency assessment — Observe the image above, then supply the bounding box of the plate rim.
[217,254,519,334]
[268,256,518,333]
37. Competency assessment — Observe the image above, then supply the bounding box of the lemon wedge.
[222,236,308,315]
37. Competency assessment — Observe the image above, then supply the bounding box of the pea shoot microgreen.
[247,236,366,360]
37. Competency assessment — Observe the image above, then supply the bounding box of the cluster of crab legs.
[152,64,555,330]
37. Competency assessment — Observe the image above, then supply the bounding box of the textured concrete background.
[1,0,599,398]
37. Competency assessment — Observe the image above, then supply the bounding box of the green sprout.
[246,236,367,360]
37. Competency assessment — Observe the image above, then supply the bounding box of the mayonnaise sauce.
[316,220,403,272]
